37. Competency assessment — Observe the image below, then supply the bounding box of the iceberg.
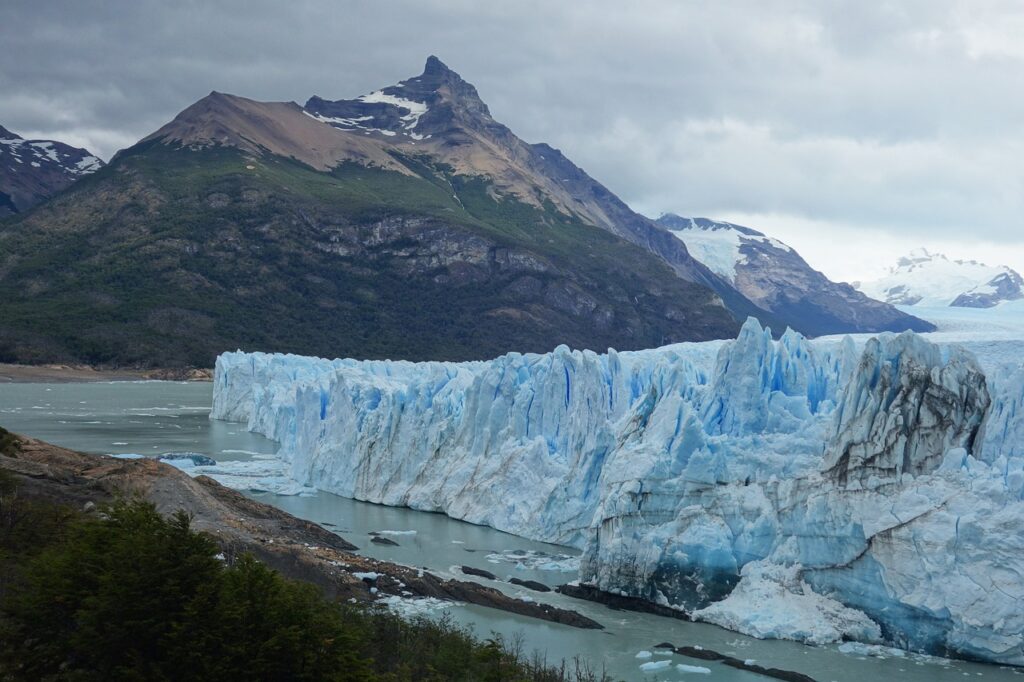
[211,318,1024,665]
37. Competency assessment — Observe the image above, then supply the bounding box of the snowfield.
[211,305,1024,665]
[660,216,793,283]
[857,248,1023,308]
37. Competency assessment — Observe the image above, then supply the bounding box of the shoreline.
[0,363,212,383]
[0,432,601,632]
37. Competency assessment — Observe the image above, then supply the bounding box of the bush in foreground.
[0,495,610,681]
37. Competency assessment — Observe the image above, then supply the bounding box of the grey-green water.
[1,381,1020,682]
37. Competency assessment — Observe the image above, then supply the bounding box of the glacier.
[211,318,1024,665]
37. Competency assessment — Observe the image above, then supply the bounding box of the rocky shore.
[0,363,212,383]
[0,432,599,630]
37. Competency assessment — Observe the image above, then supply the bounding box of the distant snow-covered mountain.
[0,124,104,215]
[856,248,1024,308]
[656,214,934,336]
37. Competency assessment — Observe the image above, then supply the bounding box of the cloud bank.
[2,0,1021,280]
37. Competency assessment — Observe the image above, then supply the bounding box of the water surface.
[1,381,1020,681]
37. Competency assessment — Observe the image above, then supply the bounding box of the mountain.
[303,57,743,293]
[1,57,936,367]
[856,248,1024,308]
[656,214,934,335]
[0,59,741,368]
[0,125,103,215]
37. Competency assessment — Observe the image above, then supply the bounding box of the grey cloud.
[2,0,1022,273]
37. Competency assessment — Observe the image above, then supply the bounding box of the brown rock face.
[138,92,412,175]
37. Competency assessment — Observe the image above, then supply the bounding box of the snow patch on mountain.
[1,125,105,214]
[1,132,102,178]
[74,154,103,173]
[303,112,374,127]
[660,216,792,283]
[304,85,432,141]
[857,248,1023,308]
[357,90,428,130]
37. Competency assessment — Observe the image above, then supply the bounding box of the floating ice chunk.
[377,595,459,618]
[693,561,882,646]
[484,549,580,573]
[188,456,317,496]
[838,642,907,659]
[677,664,711,674]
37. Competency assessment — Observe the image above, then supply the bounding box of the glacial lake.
[1,380,1021,682]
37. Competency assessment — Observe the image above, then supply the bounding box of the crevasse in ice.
[211,318,1024,664]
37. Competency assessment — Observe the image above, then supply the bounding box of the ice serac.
[824,333,990,486]
[212,318,1024,665]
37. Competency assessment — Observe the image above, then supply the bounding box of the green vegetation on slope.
[0,428,18,457]
[0,489,611,682]
[0,142,734,367]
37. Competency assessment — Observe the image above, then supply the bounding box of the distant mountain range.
[657,215,931,336]
[856,248,1024,308]
[0,125,103,214]
[0,57,931,367]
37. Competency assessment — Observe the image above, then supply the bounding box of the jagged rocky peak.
[895,246,942,270]
[305,55,493,141]
[414,55,489,114]
[955,269,1024,307]
[0,124,104,214]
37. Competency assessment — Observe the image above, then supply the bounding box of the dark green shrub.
[0,497,611,681]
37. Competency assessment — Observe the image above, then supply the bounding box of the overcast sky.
[2,0,1022,282]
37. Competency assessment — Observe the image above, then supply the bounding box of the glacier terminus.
[211,317,1024,665]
